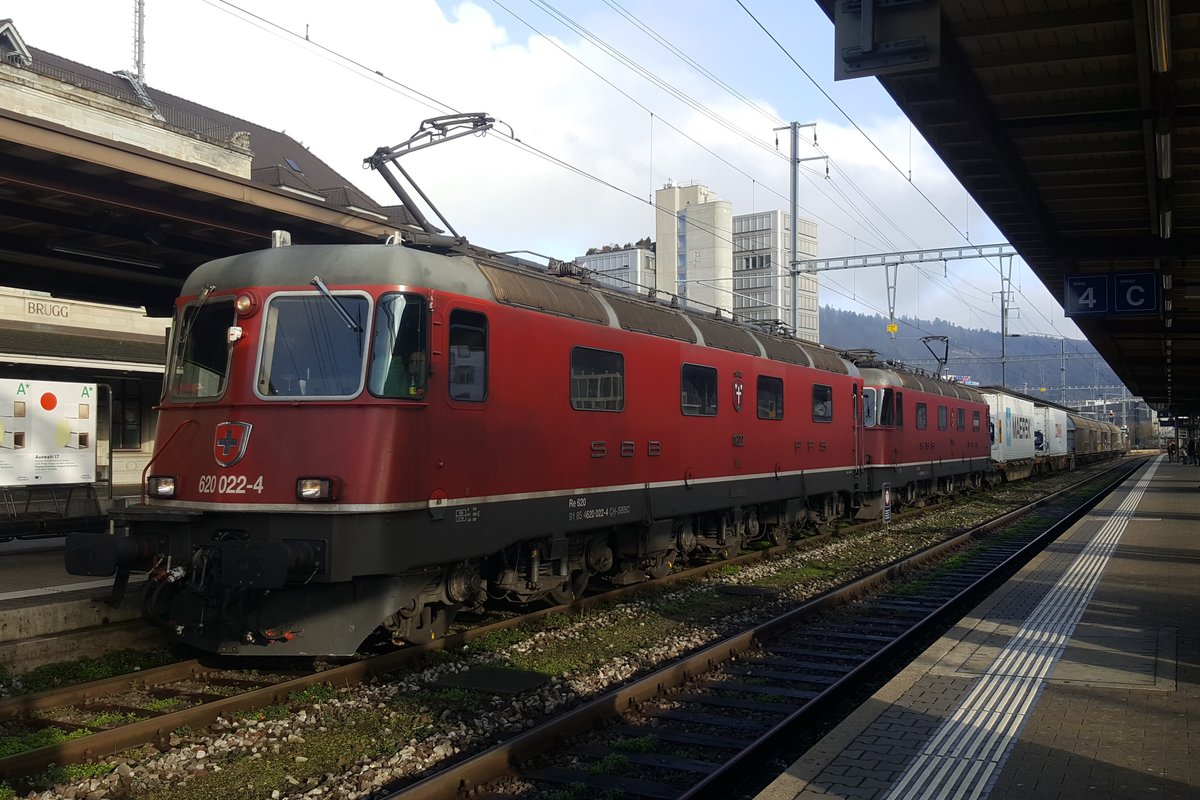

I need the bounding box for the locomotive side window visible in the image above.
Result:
[812,384,833,422]
[757,375,784,420]
[571,347,624,411]
[170,298,234,400]
[938,404,948,430]
[957,408,966,431]
[879,388,895,426]
[973,410,981,431]
[449,311,488,402]
[896,392,904,426]
[681,364,717,416]
[257,293,368,399]
[368,293,428,399]
[861,387,877,427]
[916,402,928,429]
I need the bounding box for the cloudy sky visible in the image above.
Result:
[7,0,1086,351]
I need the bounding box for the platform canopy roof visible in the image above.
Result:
[0,26,411,316]
[814,0,1199,420]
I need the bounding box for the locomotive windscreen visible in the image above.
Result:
[256,293,369,398]
[170,298,234,399]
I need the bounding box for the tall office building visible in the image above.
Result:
[654,182,733,313]
[732,210,820,341]
[578,182,821,342]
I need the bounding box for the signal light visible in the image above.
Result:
[146,476,177,498]
[296,477,336,501]
[234,293,258,316]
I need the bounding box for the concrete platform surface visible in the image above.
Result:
[757,456,1200,800]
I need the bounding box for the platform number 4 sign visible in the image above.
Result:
[1064,276,1109,316]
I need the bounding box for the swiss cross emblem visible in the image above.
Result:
[214,421,252,467]
[733,374,744,413]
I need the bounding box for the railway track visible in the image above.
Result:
[0,459,1140,793]
[380,457,1146,800]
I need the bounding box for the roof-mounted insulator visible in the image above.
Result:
[271,230,292,248]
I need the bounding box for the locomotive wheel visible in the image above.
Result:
[545,570,590,606]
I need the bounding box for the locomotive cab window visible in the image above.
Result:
[681,364,717,416]
[757,375,784,420]
[170,297,235,400]
[861,387,877,427]
[571,347,624,411]
[812,384,833,422]
[916,402,928,430]
[449,310,488,402]
[257,292,369,399]
[369,293,428,399]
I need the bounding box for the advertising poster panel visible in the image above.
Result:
[0,379,98,487]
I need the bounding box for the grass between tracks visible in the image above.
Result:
[0,649,178,697]
[1,465,1125,799]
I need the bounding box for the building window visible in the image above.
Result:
[757,375,784,420]
[681,364,718,416]
[812,384,833,422]
[571,347,624,411]
[449,310,487,402]
[110,380,142,450]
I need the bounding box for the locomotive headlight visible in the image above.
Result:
[296,477,336,501]
[146,475,177,498]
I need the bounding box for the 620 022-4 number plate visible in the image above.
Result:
[197,474,265,495]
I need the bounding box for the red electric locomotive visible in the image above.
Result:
[858,365,992,513]
[67,236,897,656]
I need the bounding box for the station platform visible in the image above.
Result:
[0,540,156,674]
[757,454,1198,800]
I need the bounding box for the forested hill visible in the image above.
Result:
[817,307,1124,405]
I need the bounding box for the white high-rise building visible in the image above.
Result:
[575,182,821,342]
[732,210,820,341]
[654,182,733,313]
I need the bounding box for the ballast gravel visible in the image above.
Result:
[21,469,1103,800]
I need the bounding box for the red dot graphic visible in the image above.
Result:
[40,392,57,411]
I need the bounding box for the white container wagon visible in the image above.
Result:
[980,388,1036,481]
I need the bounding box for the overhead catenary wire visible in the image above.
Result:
[735,1,1080,345]
[574,0,994,319]
[206,0,1035,343]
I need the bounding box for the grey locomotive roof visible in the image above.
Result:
[186,243,857,377]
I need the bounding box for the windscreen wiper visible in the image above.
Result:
[310,276,362,332]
